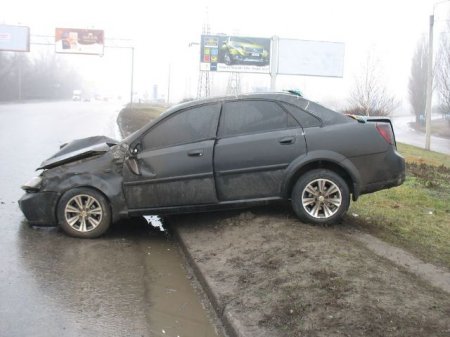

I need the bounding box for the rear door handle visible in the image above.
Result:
[278,136,295,145]
[187,150,203,157]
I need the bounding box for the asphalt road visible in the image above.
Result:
[0,101,220,337]
[391,114,450,155]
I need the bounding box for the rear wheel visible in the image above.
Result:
[291,169,350,224]
[57,188,111,238]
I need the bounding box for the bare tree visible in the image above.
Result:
[347,53,398,116]
[436,21,450,116]
[408,37,428,124]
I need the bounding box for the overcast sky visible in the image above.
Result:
[1,0,449,111]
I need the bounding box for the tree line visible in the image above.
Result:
[345,23,450,119]
[0,52,82,101]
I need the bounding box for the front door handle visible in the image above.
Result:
[187,150,203,157]
[279,136,295,145]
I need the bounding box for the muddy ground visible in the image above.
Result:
[170,205,450,337]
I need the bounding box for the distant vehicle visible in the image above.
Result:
[72,90,82,101]
[19,92,405,238]
[220,37,269,66]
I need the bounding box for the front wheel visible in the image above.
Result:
[57,188,111,238]
[291,169,350,225]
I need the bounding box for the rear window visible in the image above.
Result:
[303,101,350,125]
[281,103,321,128]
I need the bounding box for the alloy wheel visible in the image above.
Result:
[64,194,103,232]
[301,178,342,219]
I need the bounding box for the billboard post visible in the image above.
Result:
[270,36,279,91]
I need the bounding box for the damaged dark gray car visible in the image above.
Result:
[19,93,405,238]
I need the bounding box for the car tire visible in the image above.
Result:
[291,169,350,225]
[57,187,111,238]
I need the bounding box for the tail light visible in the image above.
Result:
[376,123,394,145]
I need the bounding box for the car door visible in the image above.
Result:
[214,99,307,201]
[123,103,221,209]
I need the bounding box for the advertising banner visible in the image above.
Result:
[200,35,271,73]
[0,24,30,52]
[278,39,345,78]
[55,28,104,55]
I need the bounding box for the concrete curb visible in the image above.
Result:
[349,231,450,294]
[170,224,240,337]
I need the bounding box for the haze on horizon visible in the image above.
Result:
[1,0,447,113]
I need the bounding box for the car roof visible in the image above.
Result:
[166,92,308,111]
[123,92,350,145]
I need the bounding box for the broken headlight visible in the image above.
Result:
[21,176,43,192]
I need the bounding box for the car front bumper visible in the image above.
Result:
[18,191,60,226]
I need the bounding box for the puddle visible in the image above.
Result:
[141,228,222,337]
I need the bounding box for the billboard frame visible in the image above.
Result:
[0,24,30,52]
[276,37,345,78]
[200,34,271,74]
[55,28,105,56]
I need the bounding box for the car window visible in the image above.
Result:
[219,100,288,137]
[281,103,322,128]
[142,103,220,150]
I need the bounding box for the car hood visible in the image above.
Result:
[38,136,119,170]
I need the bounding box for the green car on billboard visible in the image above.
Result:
[220,36,269,66]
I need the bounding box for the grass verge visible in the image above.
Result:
[348,142,450,268]
[409,119,450,139]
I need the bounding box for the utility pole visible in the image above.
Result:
[425,15,434,150]
[197,6,211,99]
[17,55,22,101]
[167,63,171,104]
[130,47,134,108]
[425,0,450,150]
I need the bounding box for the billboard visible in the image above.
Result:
[0,24,30,52]
[200,35,271,73]
[278,39,345,78]
[55,28,104,55]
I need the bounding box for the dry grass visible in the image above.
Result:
[348,143,450,268]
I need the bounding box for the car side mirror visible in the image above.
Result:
[130,142,142,156]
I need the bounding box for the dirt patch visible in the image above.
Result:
[171,206,450,337]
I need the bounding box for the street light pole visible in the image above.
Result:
[130,47,134,108]
[425,15,434,150]
[425,0,450,150]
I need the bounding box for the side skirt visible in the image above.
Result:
[126,197,284,216]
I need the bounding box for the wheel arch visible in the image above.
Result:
[282,151,362,201]
[53,174,125,224]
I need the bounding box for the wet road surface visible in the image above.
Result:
[391,114,450,155]
[0,101,220,337]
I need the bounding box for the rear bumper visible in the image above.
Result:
[18,191,59,226]
[359,149,406,195]
[361,172,405,194]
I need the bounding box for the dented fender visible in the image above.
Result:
[41,152,127,223]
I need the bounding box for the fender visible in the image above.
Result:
[281,150,362,200]
[44,171,126,223]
